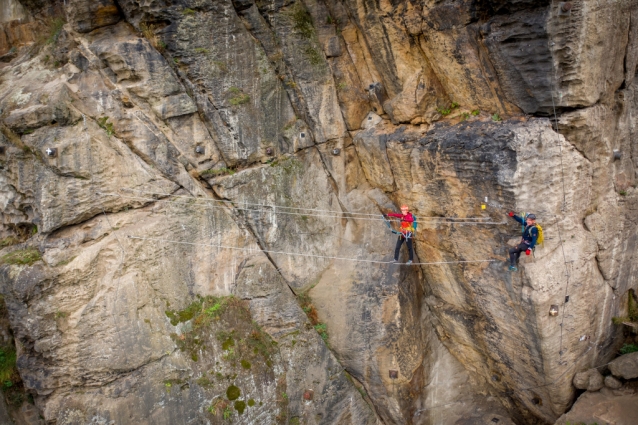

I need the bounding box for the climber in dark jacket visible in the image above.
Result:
[507,212,538,271]
[386,205,415,264]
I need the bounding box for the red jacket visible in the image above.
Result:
[388,212,415,235]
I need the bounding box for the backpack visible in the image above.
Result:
[534,224,544,246]
[521,213,543,247]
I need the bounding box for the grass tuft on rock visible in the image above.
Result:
[297,292,329,344]
[612,289,638,325]
[140,23,165,52]
[45,17,65,45]
[291,5,315,39]
[97,117,115,137]
[1,248,41,266]
[227,87,250,106]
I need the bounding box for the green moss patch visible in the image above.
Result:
[226,385,240,400]
[234,400,246,414]
[0,295,27,406]
[168,295,282,421]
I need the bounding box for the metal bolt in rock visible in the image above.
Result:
[549,305,559,316]
[195,146,205,154]
[45,148,57,157]
[332,148,341,156]
[561,2,572,12]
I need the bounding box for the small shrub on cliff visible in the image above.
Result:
[45,17,65,45]
[619,343,638,354]
[97,117,115,137]
[0,347,17,385]
[491,113,502,122]
[1,248,41,266]
[437,107,451,116]
[314,323,328,342]
[291,5,315,39]
[471,109,480,116]
[223,406,232,420]
[227,87,250,106]
[182,8,197,15]
[140,23,165,52]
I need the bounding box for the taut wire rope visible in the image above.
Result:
[126,235,497,266]
[548,40,575,359]
[105,190,506,225]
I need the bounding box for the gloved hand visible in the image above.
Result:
[508,211,515,217]
[525,249,531,256]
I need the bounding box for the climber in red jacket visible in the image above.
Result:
[385,205,415,264]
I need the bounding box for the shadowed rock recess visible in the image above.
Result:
[0,0,637,424]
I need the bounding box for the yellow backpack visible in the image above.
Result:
[520,212,544,247]
[534,224,544,246]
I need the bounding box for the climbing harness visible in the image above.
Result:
[383,214,416,238]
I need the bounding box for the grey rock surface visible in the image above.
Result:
[609,351,638,380]
[573,369,604,391]
[0,0,637,424]
[603,375,622,390]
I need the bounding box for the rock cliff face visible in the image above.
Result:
[1,0,637,424]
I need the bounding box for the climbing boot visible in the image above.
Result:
[393,259,399,263]
[406,260,413,265]
[508,265,518,272]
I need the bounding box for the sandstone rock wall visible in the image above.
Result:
[0,1,637,424]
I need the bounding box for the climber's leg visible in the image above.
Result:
[509,244,527,267]
[406,238,414,262]
[394,236,404,262]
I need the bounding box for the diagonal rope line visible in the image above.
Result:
[548,40,574,358]
[126,235,497,266]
